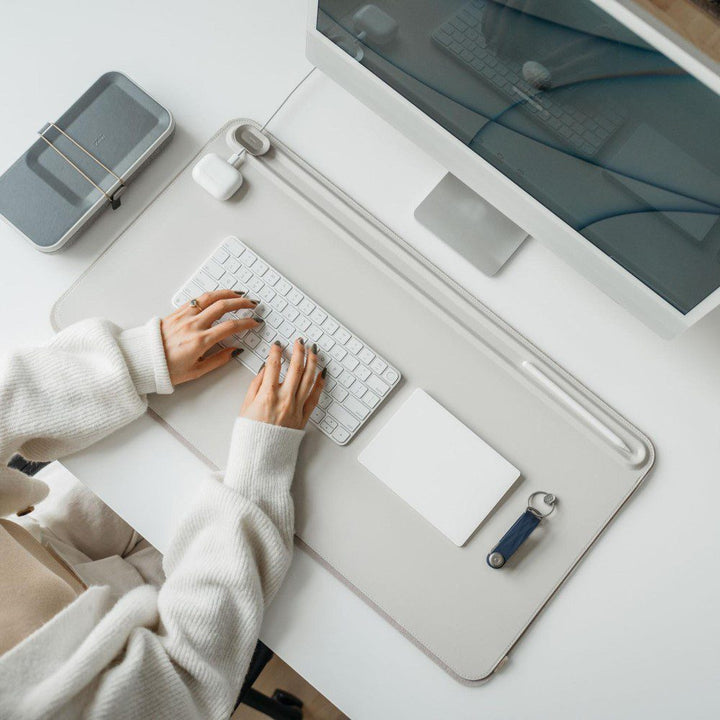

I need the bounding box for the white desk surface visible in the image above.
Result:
[2,1,719,718]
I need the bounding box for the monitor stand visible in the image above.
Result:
[414,173,528,276]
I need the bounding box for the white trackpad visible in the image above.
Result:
[358,389,520,546]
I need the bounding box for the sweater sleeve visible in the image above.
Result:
[0,317,172,517]
[79,418,304,720]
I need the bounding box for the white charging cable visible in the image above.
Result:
[260,66,316,134]
[193,66,317,199]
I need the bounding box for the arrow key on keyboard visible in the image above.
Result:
[332,426,350,444]
[320,416,338,435]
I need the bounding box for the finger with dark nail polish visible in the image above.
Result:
[311,343,318,354]
[321,367,327,378]
[231,348,244,357]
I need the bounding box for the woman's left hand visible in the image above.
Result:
[160,289,262,385]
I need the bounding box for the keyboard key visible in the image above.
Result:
[367,375,389,396]
[322,317,339,334]
[206,261,224,280]
[370,357,387,375]
[253,260,268,277]
[248,277,264,293]
[342,355,359,372]
[349,382,366,399]
[307,325,323,342]
[327,359,343,377]
[358,347,375,365]
[355,364,371,382]
[243,333,261,349]
[363,391,380,408]
[276,280,292,296]
[258,325,276,343]
[383,368,399,384]
[271,296,287,312]
[345,396,370,419]
[331,385,348,403]
[296,316,311,332]
[225,238,244,256]
[330,345,347,362]
[213,247,229,263]
[241,351,265,374]
[332,426,350,444]
[346,338,363,355]
[310,407,325,424]
[265,270,280,286]
[280,321,295,339]
[195,271,217,291]
[320,416,338,434]
[299,299,315,316]
[339,371,355,388]
[327,403,360,431]
[288,289,303,305]
[256,340,271,357]
[311,308,327,325]
[334,327,351,344]
[318,334,335,351]
[318,392,332,410]
[282,306,299,322]
[259,286,276,303]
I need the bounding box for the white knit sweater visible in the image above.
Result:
[0,317,304,719]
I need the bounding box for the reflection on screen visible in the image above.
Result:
[317,0,720,314]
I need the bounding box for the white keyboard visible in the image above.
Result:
[172,236,401,445]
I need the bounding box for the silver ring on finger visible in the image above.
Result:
[189,298,204,312]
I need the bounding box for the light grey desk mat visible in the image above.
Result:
[52,119,655,683]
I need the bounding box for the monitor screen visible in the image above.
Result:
[316,0,720,314]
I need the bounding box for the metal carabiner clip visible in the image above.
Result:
[487,492,557,569]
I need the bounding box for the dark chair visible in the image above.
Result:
[8,454,50,478]
[9,456,304,720]
[233,641,304,719]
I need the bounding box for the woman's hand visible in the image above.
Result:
[240,339,325,430]
[160,289,262,385]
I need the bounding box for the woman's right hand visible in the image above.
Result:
[240,339,325,430]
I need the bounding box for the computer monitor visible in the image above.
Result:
[306,0,720,337]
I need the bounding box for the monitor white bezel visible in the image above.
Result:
[305,0,720,337]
